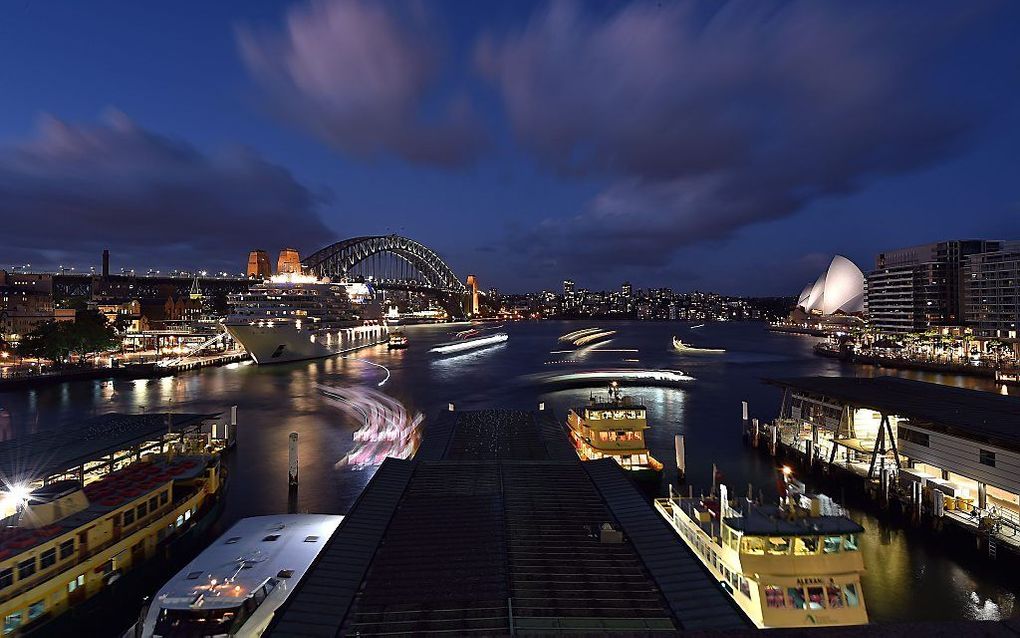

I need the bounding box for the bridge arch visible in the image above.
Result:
[302,235,466,295]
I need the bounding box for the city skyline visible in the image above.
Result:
[2,1,1019,295]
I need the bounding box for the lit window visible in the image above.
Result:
[18,557,36,580]
[4,613,21,634]
[764,585,786,608]
[843,583,860,607]
[787,587,806,609]
[0,569,11,590]
[27,600,44,621]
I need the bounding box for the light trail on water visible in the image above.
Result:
[318,384,422,470]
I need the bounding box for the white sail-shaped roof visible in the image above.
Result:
[821,255,865,315]
[796,255,865,315]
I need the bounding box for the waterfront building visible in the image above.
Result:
[763,376,1020,558]
[963,243,1020,347]
[267,408,748,635]
[0,272,63,343]
[865,240,1002,333]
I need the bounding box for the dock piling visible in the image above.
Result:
[674,434,686,482]
[288,432,299,488]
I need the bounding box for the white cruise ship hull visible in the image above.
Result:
[225,322,388,364]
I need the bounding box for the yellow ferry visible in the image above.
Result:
[0,412,228,635]
[654,469,868,628]
[566,383,663,484]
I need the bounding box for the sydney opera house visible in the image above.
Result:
[786,255,865,330]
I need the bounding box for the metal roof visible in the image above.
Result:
[767,376,1020,451]
[0,412,216,481]
[268,408,748,636]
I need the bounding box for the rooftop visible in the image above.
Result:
[269,409,747,636]
[766,376,1020,451]
[725,505,864,537]
[0,412,216,482]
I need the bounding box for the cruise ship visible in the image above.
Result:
[224,268,388,365]
[133,515,342,637]
[566,383,663,484]
[654,470,868,628]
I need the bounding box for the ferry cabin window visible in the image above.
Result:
[0,568,11,590]
[787,587,807,609]
[4,612,21,634]
[124,509,135,526]
[806,586,825,609]
[980,450,996,467]
[823,536,842,553]
[155,608,241,636]
[160,491,168,505]
[740,537,766,555]
[767,537,791,555]
[67,575,84,593]
[149,496,159,511]
[793,536,819,555]
[27,600,44,621]
[843,534,859,551]
[59,539,74,559]
[40,548,56,569]
[18,557,36,580]
[765,585,786,608]
[137,502,148,518]
[844,583,860,607]
[827,584,844,608]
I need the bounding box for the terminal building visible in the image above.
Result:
[763,376,1020,557]
[268,408,748,636]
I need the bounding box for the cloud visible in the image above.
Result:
[238,0,486,167]
[0,111,334,271]
[479,0,1004,271]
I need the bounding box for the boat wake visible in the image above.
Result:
[318,384,422,470]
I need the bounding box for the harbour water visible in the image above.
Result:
[0,321,1016,625]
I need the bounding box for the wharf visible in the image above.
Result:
[743,376,1020,561]
[269,408,749,636]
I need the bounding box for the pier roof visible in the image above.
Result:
[0,412,216,481]
[767,376,1020,451]
[269,409,748,636]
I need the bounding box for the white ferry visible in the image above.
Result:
[654,471,868,628]
[134,514,342,637]
[224,267,387,364]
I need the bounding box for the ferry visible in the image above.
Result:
[566,383,664,484]
[386,332,408,349]
[0,420,227,636]
[673,336,725,353]
[429,331,508,354]
[654,469,868,628]
[132,515,343,637]
[558,327,616,347]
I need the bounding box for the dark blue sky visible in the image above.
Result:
[1,0,1018,294]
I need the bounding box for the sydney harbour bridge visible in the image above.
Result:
[302,235,482,315]
[50,234,483,316]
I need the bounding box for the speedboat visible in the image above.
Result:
[673,336,725,353]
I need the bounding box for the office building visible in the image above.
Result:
[865,240,1002,333]
[964,242,1020,342]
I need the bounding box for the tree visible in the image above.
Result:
[15,310,119,366]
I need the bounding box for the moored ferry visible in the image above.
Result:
[566,383,664,484]
[0,412,228,636]
[133,514,342,637]
[654,471,868,628]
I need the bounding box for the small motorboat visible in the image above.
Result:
[387,333,409,349]
[673,336,725,353]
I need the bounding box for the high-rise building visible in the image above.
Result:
[865,240,1002,333]
[247,249,272,279]
[622,282,632,297]
[963,242,1020,342]
[563,280,575,296]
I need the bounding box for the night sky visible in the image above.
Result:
[1,0,1019,294]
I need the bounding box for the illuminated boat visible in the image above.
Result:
[654,469,868,628]
[566,383,664,485]
[387,332,408,349]
[673,336,725,353]
[429,332,508,354]
[135,515,343,637]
